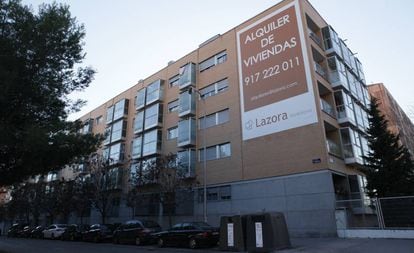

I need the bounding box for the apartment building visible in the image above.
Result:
[368,83,414,156]
[77,0,371,236]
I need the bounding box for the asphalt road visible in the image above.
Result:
[1,236,414,253]
[0,237,220,253]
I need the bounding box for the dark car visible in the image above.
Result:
[7,224,27,237]
[155,222,219,249]
[30,226,45,239]
[82,224,115,243]
[20,226,35,238]
[61,224,90,241]
[113,220,161,245]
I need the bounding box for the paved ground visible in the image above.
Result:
[279,237,414,253]
[0,236,413,253]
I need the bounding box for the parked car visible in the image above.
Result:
[82,224,115,243]
[155,222,219,249]
[61,224,90,241]
[113,220,162,245]
[7,224,27,237]
[42,224,68,239]
[30,226,45,239]
[20,226,35,238]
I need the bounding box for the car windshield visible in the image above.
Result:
[142,220,160,228]
[57,224,68,228]
[191,222,212,229]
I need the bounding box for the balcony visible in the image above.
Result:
[322,26,342,58]
[327,56,349,89]
[326,139,342,157]
[177,118,196,147]
[178,62,196,89]
[177,149,196,178]
[178,90,196,117]
[314,62,327,79]
[320,98,336,118]
[309,30,323,49]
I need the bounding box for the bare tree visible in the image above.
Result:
[85,154,121,224]
[129,154,197,227]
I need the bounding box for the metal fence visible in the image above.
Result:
[336,195,414,229]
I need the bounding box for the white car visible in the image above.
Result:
[42,224,68,239]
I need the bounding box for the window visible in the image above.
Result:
[144,103,162,130]
[106,105,114,124]
[96,116,103,125]
[199,51,227,72]
[133,111,144,134]
[113,99,129,121]
[168,100,179,113]
[131,136,142,159]
[178,118,196,147]
[169,75,179,87]
[178,63,196,89]
[136,88,146,110]
[142,129,161,156]
[146,80,163,105]
[199,78,228,99]
[109,143,125,164]
[167,126,178,140]
[199,142,231,161]
[198,185,231,202]
[110,120,126,142]
[199,109,229,129]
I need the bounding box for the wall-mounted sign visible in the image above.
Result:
[237,0,318,140]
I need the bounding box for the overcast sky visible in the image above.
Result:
[23,0,414,121]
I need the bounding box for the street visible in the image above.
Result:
[0,237,220,253]
[1,236,414,253]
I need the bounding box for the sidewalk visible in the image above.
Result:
[277,237,414,253]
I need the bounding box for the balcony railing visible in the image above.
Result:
[320,98,336,118]
[326,139,342,157]
[309,30,323,49]
[314,62,327,79]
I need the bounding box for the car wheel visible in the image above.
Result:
[113,236,120,244]
[135,237,142,246]
[189,238,197,249]
[157,238,164,248]
[93,235,99,243]
[51,233,55,240]
[70,234,75,241]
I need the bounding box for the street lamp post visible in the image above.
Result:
[189,87,207,223]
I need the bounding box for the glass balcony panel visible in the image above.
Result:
[146,80,163,105]
[131,136,142,159]
[113,99,129,121]
[136,88,146,110]
[134,111,144,134]
[177,118,196,147]
[320,98,336,118]
[179,90,196,117]
[326,139,342,157]
[314,62,327,79]
[106,106,114,124]
[178,63,196,89]
[177,149,195,178]
[144,103,162,130]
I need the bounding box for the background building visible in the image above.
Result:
[368,83,414,156]
[72,0,373,237]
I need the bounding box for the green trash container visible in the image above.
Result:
[219,215,247,251]
[245,212,290,252]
